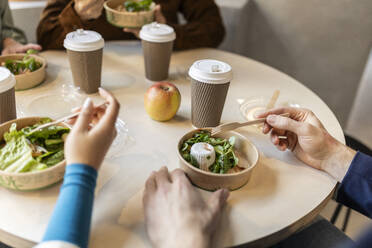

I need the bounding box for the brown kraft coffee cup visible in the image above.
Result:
[191,79,230,128]
[188,60,233,128]
[64,29,105,94]
[142,40,173,81]
[0,68,16,124]
[67,49,103,94]
[140,22,176,82]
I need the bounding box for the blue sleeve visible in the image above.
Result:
[42,163,97,248]
[336,152,372,218]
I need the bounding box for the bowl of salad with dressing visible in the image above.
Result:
[177,128,259,191]
[0,117,70,191]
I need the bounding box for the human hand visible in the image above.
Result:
[257,107,356,181]
[143,167,229,248]
[74,0,105,21]
[2,38,41,55]
[123,5,166,38]
[65,88,120,170]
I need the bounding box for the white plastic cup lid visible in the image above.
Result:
[64,29,105,52]
[0,67,16,93]
[139,22,176,43]
[188,59,233,84]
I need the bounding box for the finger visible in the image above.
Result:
[73,98,94,132]
[65,117,77,125]
[270,132,280,146]
[208,189,229,216]
[71,106,81,113]
[278,139,289,151]
[1,49,10,56]
[266,115,303,134]
[17,44,42,53]
[262,123,271,134]
[287,132,298,151]
[256,107,304,120]
[123,28,140,37]
[272,128,286,136]
[98,88,120,125]
[170,169,190,186]
[143,172,157,205]
[145,171,157,194]
[93,88,120,132]
[155,166,171,187]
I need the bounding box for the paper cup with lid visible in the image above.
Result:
[188,59,233,128]
[64,29,105,94]
[0,67,16,124]
[139,22,176,82]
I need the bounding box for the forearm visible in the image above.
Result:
[37,1,85,50]
[41,163,97,248]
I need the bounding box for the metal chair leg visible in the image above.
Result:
[331,203,343,224]
[342,208,352,232]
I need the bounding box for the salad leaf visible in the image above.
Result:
[124,0,153,12]
[40,150,65,167]
[0,124,34,171]
[0,121,69,173]
[2,53,42,75]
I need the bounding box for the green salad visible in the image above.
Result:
[180,131,239,174]
[1,50,42,75]
[0,119,70,173]
[118,0,153,12]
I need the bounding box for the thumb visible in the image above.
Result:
[208,189,229,216]
[74,98,93,132]
[266,115,302,134]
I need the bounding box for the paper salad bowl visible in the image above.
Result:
[0,117,67,191]
[177,128,259,191]
[104,0,155,28]
[0,54,46,91]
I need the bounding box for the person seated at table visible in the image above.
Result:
[36,0,225,51]
[141,107,372,248]
[0,1,41,55]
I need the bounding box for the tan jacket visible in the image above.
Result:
[37,0,225,50]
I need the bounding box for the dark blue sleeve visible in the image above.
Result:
[336,152,372,218]
[42,163,97,248]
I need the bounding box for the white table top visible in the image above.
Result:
[0,41,344,248]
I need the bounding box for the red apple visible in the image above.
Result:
[144,82,181,121]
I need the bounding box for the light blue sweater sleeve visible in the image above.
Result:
[42,163,97,248]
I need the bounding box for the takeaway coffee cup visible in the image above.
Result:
[188,59,233,128]
[64,29,105,94]
[0,67,16,124]
[139,22,176,82]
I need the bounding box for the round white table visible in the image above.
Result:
[0,41,343,248]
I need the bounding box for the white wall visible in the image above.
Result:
[9,1,46,43]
